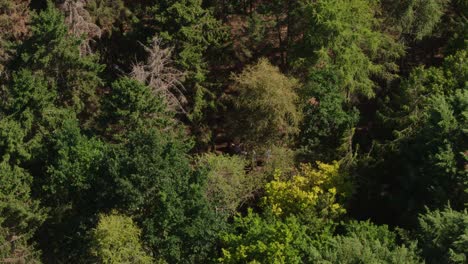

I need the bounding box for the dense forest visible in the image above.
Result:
[0,0,466,263]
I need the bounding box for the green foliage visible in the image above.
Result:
[228,58,301,148]
[232,11,271,63]
[317,221,422,263]
[299,69,359,162]
[295,0,403,98]
[33,109,107,262]
[0,116,33,163]
[263,162,350,223]
[261,145,297,179]
[138,0,225,125]
[90,212,153,264]
[219,210,317,264]
[197,153,253,215]
[101,77,172,140]
[219,212,421,264]
[0,1,465,262]
[42,112,105,206]
[87,0,127,35]
[100,126,224,263]
[4,69,55,115]
[445,0,468,53]
[16,1,104,115]
[99,74,222,263]
[382,0,449,40]
[382,0,466,53]
[416,207,468,264]
[0,162,44,263]
[144,0,224,83]
[377,50,467,219]
[0,162,44,234]
[0,70,54,163]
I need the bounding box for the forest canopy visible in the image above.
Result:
[0,0,466,263]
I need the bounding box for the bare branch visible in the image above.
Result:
[131,37,187,113]
[60,0,101,56]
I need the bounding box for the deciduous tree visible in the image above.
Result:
[90,212,153,264]
[228,58,301,148]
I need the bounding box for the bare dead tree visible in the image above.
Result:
[60,0,101,55]
[131,37,187,113]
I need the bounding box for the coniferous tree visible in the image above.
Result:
[352,50,467,226]
[0,1,465,263]
[15,2,104,118]
[132,0,225,121]
[299,69,359,162]
[0,163,44,263]
[98,77,224,263]
[294,0,403,99]
[416,207,468,263]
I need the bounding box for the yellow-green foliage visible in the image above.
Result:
[263,161,350,219]
[90,212,153,264]
[198,153,254,215]
[218,209,313,264]
[229,58,301,147]
[262,145,296,179]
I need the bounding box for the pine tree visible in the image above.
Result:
[416,207,468,263]
[15,2,104,117]
[295,0,403,99]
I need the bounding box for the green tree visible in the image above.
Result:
[0,70,55,165]
[227,58,301,148]
[444,0,468,53]
[99,78,223,263]
[0,162,44,263]
[86,0,127,36]
[318,221,422,263]
[41,112,106,208]
[263,161,351,227]
[416,207,468,264]
[294,0,403,99]
[396,51,466,212]
[0,163,43,233]
[100,77,172,140]
[219,214,421,264]
[197,153,254,215]
[353,50,467,227]
[131,0,225,124]
[15,1,104,117]
[0,72,46,260]
[255,0,305,68]
[90,212,153,264]
[299,69,359,162]
[260,145,297,179]
[381,0,449,41]
[381,0,466,53]
[219,210,317,264]
[142,0,223,84]
[99,126,224,263]
[34,109,107,262]
[219,161,354,263]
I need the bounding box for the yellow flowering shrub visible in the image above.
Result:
[263,161,350,219]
